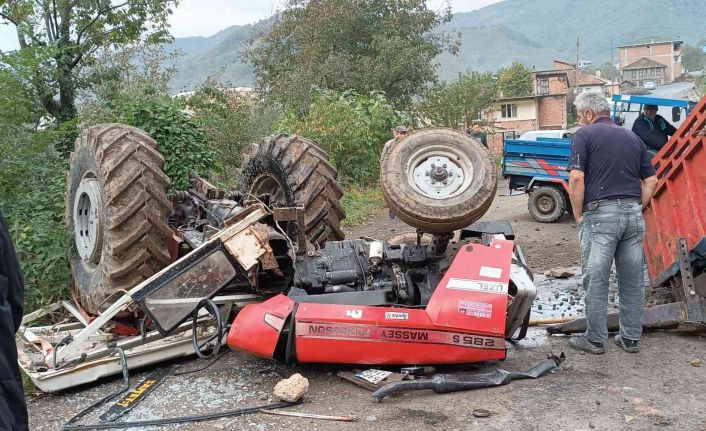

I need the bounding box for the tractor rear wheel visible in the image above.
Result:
[380,128,496,233]
[66,124,172,314]
[237,135,346,246]
[528,186,566,223]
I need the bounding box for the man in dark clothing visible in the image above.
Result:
[566,92,658,355]
[0,212,29,431]
[631,104,678,157]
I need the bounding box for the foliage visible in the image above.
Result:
[184,82,282,188]
[682,44,706,72]
[597,61,619,81]
[497,62,533,98]
[247,0,457,112]
[278,89,411,185]
[340,185,385,227]
[417,71,496,129]
[0,0,176,125]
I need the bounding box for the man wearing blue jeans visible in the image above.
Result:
[567,92,659,354]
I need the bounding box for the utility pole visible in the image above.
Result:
[610,39,614,81]
[575,35,580,95]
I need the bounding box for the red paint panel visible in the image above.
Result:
[644,96,706,279]
[227,294,294,359]
[426,239,513,338]
[293,304,505,364]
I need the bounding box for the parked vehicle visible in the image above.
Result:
[502,137,571,223]
[517,129,574,141]
[643,81,656,90]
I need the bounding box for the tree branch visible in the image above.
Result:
[75,1,129,45]
[0,11,46,47]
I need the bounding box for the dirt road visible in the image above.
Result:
[26,179,706,430]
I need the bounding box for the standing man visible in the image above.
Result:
[567,92,658,355]
[469,124,488,148]
[631,104,677,157]
[380,125,408,162]
[0,212,29,430]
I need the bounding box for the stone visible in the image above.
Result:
[535,227,541,231]
[366,415,377,422]
[273,373,309,402]
[691,358,701,367]
[547,268,575,278]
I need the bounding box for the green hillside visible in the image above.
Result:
[167,0,706,91]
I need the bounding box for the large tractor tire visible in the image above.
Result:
[66,124,172,314]
[528,186,566,223]
[237,134,345,246]
[380,129,496,233]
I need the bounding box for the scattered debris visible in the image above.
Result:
[691,358,701,367]
[259,409,357,422]
[365,415,377,422]
[371,353,565,402]
[355,369,393,384]
[472,408,492,418]
[624,415,635,423]
[273,373,309,402]
[337,370,405,391]
[545,268,575,278]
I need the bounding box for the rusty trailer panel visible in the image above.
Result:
[643,95,706,282]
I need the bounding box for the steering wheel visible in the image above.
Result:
[191,298,224,359]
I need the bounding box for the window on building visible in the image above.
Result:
[501,104,518,119]
[656,69,661,77]
[632,70,636,78]
[639,70,644,77]
[538,78,549,95]
[650,69,655,76]
[503,131,516,140]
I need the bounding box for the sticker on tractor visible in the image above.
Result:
[384,311,409,320]
[446,277,507,294]
[479,266,503,279]
[458,300,493,319]
[296,321,504,350]
[345,309,363,319]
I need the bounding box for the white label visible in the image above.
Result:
[384,311,409,320]
[345,310,363,319]
[479,266,503,279]
[458,300,493,319]
[355,369,392,384]
[446,277,507,294]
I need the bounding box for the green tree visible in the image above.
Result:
[185,82,282,188]
[0,0,176,124]
[248,0,457,112]
[598,61,619,81]
[682,44,705,72]
[418,71,496,129]
[278,89,411,184]
[497,61,533,97]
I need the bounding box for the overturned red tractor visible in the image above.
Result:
[20,125,536,391]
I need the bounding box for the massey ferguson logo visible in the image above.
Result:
[384,311,409,320]
[345,309,363,319]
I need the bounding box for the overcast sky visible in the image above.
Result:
[0,0,503,51]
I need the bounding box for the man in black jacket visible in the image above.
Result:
[0,212,29,431]
[631,104,678,157]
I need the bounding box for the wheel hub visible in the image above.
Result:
[73,175,104,263]
[411,155,466,199]
[537,196,556,214]
[250,174,287,206]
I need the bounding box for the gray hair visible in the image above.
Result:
[574,92,610,115]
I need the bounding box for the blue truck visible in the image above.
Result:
[502,137,572,223]
[502,94,697,223]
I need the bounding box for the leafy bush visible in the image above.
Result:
[185,83,283,188]
[83,88,214,192]
[0,127,72,311]
[278,89,411,185]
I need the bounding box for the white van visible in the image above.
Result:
[517,130,573,141]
